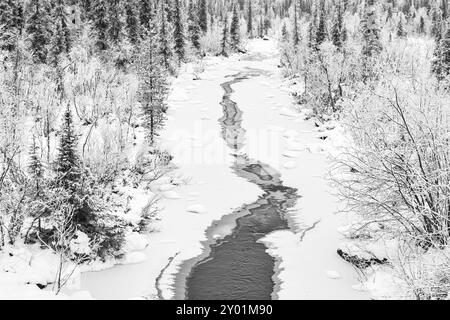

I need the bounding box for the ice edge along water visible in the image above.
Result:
[79,39,369,300]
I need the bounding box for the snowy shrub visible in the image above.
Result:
[337,71,450,249]
[200,21,223,55]
[131,146,172,186]
[392,244,450,299]
[296,42,360,119]
[84,211,127,260]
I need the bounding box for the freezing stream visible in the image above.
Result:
[180,70,300,300]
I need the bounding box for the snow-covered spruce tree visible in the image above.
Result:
[220,15,229,57]
[419,15,425,35]
[230,4,240,51]
[431,3,443,39]
[282,22,289,43]
[140,0,153,31]
[125,0,141,45]
[188,0,201,53]
[315,0,327,48]
[107,0,125,45]
[293,0,300,47]
[361,0,382,57]
[257,16,264,38]
[54,106,82,195]
[397,14,407,38]
[0,0,25,52]
[442,0,448,20]
[49,0,72,67]
[26,0,52,64]
[307,11,317,49]
[360,0,382,81]
[262,1,271,36]
[199,0,208,33]
[158,0,175,72]
[331,1,345,50]
[247,0,253,38]
[173,0,185,64]
[432,26,450,81]
[137,19,169,145]
[28,135,44,195]
[165,0,175,24]
[91,0,109,50]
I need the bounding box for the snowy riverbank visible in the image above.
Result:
[77,38,370,300]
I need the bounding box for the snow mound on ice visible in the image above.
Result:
[325,270,341,279]
[283,129,298,139]
[186,204,207,214]
[159,184,175,192]
[163,191,181,200]
[283,161,297,169]
[279,108,297,117]
[122,233,149,252]
[282,151,301,158]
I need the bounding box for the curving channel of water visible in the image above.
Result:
[179,69,300,300]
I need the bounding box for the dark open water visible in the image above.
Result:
[185,70,299,300]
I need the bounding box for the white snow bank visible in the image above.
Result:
[122,232,150,253]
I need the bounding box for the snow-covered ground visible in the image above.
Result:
[76,39,370,300]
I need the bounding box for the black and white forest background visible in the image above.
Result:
[0,0,449,303]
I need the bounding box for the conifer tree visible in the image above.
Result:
[258,16,264,38]
[247,0,253,38]
[173,0,185,63]
[199,0,208,33]
[158,0,175,72]
[361,0,382,57]
[108,0,124,44]
[49,0,72,66]
[230,4,240,51]
[54,106,81,193]
[140,0,153,30]
[442,0,448,21]
[188,0,201,52]
[26,0,52,63]
[29,135,44,194]
[293,0,300,46]
[125,0,141,45]
[165,0,175,24]
[315,0,327,47]
[432,26,450,81]
[91,0,109,50]
[282,22,289,43]
[397,14,407,38]
[307,18,316,49]
[54,106,95,226]
[331,2,345,49]
[431,3,443,39]
[221,15,229,56]
[386,5,393,23]
[78,0,91,20]
[0,0,24,51]
[419,15,425,35]
[137,16,169,145]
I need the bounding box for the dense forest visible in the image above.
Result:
[1,0,450,299]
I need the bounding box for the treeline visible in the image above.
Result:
[279,0,450,299]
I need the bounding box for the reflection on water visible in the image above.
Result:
[185,69,299,300]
